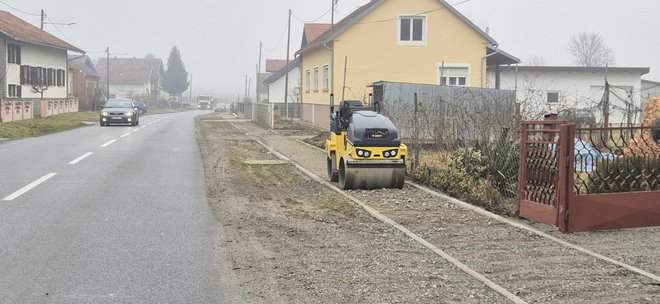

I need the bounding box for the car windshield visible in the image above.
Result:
[105,100,133,108]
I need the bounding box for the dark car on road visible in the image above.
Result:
[135,102,148,114]
[100,99,140,126]
[214,103,228,113]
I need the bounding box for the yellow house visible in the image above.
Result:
[296,0,518,126]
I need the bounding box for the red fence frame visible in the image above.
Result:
[518,122,660,233]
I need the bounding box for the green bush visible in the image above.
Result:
[474,140,519,198]
[586,156,660,193]
[411,147,513,215]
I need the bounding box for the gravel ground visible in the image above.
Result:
[198,114,660,303]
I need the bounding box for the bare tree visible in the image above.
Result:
[568,32,615,67]
[31,78,50,99]
[524,56,546,66]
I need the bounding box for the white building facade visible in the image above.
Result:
[5,42,70,99]
[264,59,301,104]
[487,66,650,125]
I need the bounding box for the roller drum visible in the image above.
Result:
[339,158,405,190]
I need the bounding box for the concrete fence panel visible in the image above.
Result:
[1,99,35,123]
[253,103,274,129]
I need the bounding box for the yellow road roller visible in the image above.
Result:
[326,95,407,189]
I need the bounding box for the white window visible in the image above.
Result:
[8,84,21,98]
[399,16,426,44]
[439,66,469,87]
[7,44,21,64]
[305,69,310,92]
[547,92,559,103]
[322,65,329,91]
[313,67,319,92]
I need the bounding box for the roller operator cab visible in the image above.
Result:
[326,97,407,190]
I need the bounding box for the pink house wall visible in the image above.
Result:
[302,104,330,130]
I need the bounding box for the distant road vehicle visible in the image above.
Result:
[100,99,140,126]
[135,102,148,114]
[198,95,212,110]
[214,103,228,113]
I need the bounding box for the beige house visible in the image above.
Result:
[296,0,518,126]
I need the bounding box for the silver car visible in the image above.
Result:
[100,99,140,126]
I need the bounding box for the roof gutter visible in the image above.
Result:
[323,40,334,97]
[481,43,499,88]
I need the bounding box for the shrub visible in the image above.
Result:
[411,147,514,215]
[586,156,660,193]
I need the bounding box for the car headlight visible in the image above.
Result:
[125,112,134,116]
[101,111,109,116]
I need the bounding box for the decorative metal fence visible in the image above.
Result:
[518,121,660,232]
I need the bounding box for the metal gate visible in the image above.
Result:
[517,120,570,231]
[518,120,660,232]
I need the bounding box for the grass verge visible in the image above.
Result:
[0,112,98,139]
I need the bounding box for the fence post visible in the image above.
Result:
[413,92,420,171]
[517,122,529,215]
[556,123,572,233]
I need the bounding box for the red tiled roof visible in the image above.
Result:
[266,59,288,73]
[96,57,162,85]
[303,23,331,44]
[0,10,83,53]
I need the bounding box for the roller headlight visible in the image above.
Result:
[384,151,390,157]
[101,111,109,116]
[356,149,371,158]
[391,150,397,156]
[125,112,134,117]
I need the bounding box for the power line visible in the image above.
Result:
[0,0,40,16]
[44,13,76,46]
[292,6,333,23]
[263,20,289,52]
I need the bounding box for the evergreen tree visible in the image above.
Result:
[162,46,189,97]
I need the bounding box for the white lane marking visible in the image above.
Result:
[101,139,117,147]
[255,139,526,303]
[120,133,131,138]
[68,152,93,165]
[3,173,57,201]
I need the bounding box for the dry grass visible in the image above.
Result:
[0,112,98,138]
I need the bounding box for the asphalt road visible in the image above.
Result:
[0,111,241,303]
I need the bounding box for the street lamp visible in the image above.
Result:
[40,10,76,30]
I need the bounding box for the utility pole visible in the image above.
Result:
[256,42,262,103]
[603,65,610,128]
[105,47,110,101]
[331,0,337,27]
[40,9,45,30]
[284,9,292,119]
[189,74,193,106]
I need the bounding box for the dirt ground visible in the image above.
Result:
[197,114,660,303]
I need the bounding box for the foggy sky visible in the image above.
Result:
[7,0,660,96]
